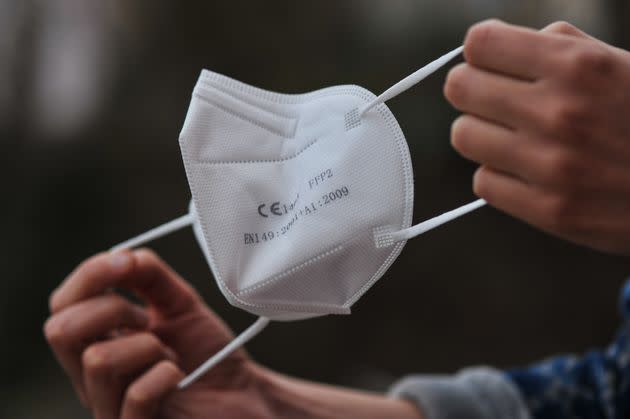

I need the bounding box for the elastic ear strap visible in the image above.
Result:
[359,45,464,117]
[110,213,195,252]
[391,198,486,242]
[177,317,271,390]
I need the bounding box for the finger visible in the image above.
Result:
[51,249,201,318]
[542,21,592,39]
[445,63,536,130]
[473,166,559,232]
[455,119,630,199]
[129,249,201,317]
[472,165,612,243]
[50,251,135,314]
[476,166,630,253]
[464,19,572,80]
[44,294,149,405]
[451,115,549,183]
[82,333,177,419]
[121,361,184,419]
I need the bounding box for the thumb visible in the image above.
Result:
[50,249,203,317]
[125,249,202,318]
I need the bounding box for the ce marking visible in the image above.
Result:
[258,202,283,218]
[257,194,299,218]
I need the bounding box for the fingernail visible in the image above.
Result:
[110,251,132,271]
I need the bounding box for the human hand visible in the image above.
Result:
[445,20,630,255]
[45,250,422,419]
[44,249,280,419]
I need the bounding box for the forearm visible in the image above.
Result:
[256,366,423,419]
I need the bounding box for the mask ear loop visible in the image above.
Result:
[113,47,475,388]
[358,46,487,240]
[358,45,463,117]
[110,214,271,390]
[110,213,196,252]
[177,316,270,389]
[391,198,486,241]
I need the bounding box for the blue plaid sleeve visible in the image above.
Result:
[506,279,630,419]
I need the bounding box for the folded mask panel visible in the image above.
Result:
[180,71,414,320]
[111,46,486,388]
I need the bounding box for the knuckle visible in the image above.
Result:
[134,248,159,264]
[544,149,586,188]
[450,116,473,151]
[472,167,492,199]
[140,331,161,347]
[82,345,111,375]
[77,252,109,275]
[126,384,150,409]
[545,99,590,140]
[158,360,183,380]
[158,360,180,376]
[135,332,163,355]
[444,64,469,105]
[466,19,503,53]
[133,248,166,277]
[48,291,61,313]
[546,21,578,35]
[576,47,613,73]
[564,45,614,79]
[43,317,66,345]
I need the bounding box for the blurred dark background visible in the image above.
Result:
[1,1,629,417]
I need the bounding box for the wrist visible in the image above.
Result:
[251,364,423,419]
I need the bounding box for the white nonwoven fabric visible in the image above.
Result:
[181,70,414,321]
[111,46,486,389]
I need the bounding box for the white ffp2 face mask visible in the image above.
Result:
[112,46,485,389]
